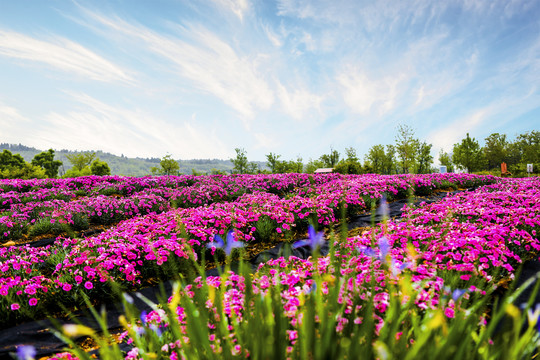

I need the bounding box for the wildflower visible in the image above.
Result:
[84,281,93,290]
[451,288,468,301]
[525,303,540,332]
[358,236,390,261]
[11,303,20,311]
[206,231,244,256]
[292,225,325,251]
[28,298,38,306]
[377,194,390,219]
[16,345,36,360]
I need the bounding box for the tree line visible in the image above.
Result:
[1,128,537,179]
[0,149,111,179]
[230,127,539,176]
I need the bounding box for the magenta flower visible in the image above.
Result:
[84,281,93,290]
[62,283,72,291]
[28,298,38,306]
[11,303,20,311]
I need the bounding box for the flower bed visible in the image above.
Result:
[0,173,499,331]
[101,177,540,359]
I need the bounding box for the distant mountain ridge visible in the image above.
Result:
[0,143,267,176]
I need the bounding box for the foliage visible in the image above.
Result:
[452,133,485,173]
[231,148,249,174]
[231,148,260,174]
[395,124,419,174]
[515,130,540,164]
[266,153,304,173]
[416,141,433,174]
[90,158,111,176]
[62,166,92,178]
[319,147,340,168]
[151,155,180,176]
[0,149,26,171]
[334,147,362,174]
[66,152,96,171]
[304,159,325,173]
[483,133,508,170]
[31,149,63,178]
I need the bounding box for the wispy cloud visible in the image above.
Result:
[427,107,493,152]
[0,30,133,84]
[276,80,323,120]
[210,0,250,21]
[78,9,274,122]
[337,67,405,116]
[40,93,229,159]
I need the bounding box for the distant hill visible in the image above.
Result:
[0,143,267,176]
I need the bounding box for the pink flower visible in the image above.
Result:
[444,307,455,318]
[11,303,20,311]
[84,281,93,290]
[29,298,38,306]
[62,283,72,291]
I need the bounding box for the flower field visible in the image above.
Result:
[2,173,540,359]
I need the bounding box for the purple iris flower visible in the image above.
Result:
[16,345,36,360]
[377,194,390,219]
[451,288,467,301]
[358,236,390,260]
[207,230,244,255]
[292,225,325,251]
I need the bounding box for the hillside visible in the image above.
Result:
[0,143,266,176]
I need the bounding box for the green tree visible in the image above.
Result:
[66,152,96,171]
[1,162,46,179]
[382,145,396,175]
[319,147,340,168]
[483,133,508,170]
[452,133,485,173]
[438,150,454,173]
[266,153,282,173]
[395,124,419,174]
[416,142,433,174]
[31,149,63,178]
[304,158,325,173]
[152,155,180,175]
[0,149,26,171]
[63,166,92,178]
[333,147,362,174]
[91,158,111,176]
[231,148,250,174]
[515,130,540,164]
[365,145,386,174]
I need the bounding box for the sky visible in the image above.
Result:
[0,0,539,163]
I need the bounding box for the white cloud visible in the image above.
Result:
[253,133,277,149]
[427,108,491,152]
[337,67,404,116]
[79,10,274,121]
[0,29,133,84]
[262,23,282,47]
[276,81,323,121]
[210,0,250,21]
[39,93,229,159]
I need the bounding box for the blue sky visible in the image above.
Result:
[0,0,539,163]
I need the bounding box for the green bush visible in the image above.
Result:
[28,217,74,238]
